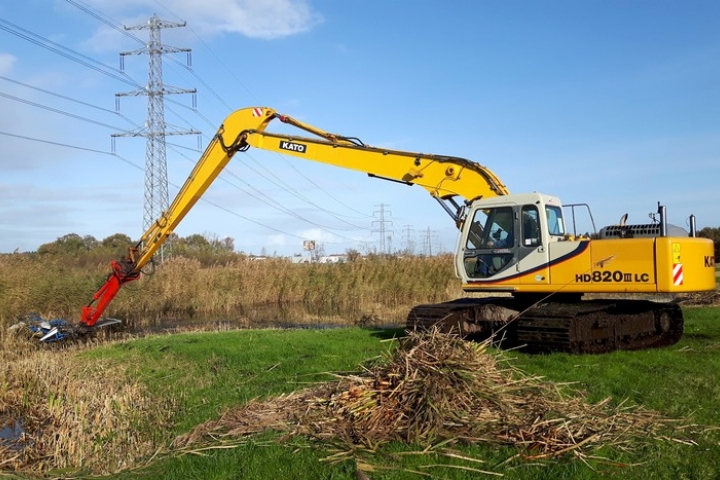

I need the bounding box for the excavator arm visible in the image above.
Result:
[80,106,508,327]
[260,112,509,204]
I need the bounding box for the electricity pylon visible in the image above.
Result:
[112,14,200,258]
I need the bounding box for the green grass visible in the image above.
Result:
[69,308,720,479]
[82,328,397,435]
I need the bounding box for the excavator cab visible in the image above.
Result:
[457,192,563,287]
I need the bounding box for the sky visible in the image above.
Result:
[0,0,719,257]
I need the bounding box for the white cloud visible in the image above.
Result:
[194,0,323,39]
[83,0,323,41]
[0,53,16,74]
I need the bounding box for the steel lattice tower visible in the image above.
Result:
[113,14,200,239]
[372,204,393,254]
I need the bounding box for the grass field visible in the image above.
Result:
[2,248,717,478]
[3,306,704,479]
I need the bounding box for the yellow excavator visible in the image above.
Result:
[75,106,716,353]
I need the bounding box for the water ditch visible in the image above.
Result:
[118,302,403,335]
[0,415,26,451]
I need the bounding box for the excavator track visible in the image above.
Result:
[406,297,683,354]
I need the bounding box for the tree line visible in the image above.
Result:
[27,227,720,267]
[35,232,241,267]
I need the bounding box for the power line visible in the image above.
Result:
[0,129,117,156]
[67,0,371,227]
[239,152,368,230]
[0,129,148,178]
[0,127,319,244]
[0,125,349,246]
[0,75,138,127]
[65,0,211,141]
[252,150,374,219]
[166,55,234,113]
[166,144,364,242]
[0,18,139,87]
[165,97,216,129]
[0,90,130,132]
[151,0,259,106]
[1,6,368,251]
[65,0,145,46]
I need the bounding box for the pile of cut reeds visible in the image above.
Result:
[178,330,680,465]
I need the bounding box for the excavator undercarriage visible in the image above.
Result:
[406,296,684,354]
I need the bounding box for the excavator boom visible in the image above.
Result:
[80,107,509,327]
[265,113,510,202]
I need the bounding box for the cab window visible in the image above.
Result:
[545,205,565,237]
[464,206,515,278]
[465,206,514,249]
[521,206,541,246]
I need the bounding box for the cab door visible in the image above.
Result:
[457,205,517,281]
[517,204,550,285]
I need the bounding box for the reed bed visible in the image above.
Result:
[0,252,457,474]
[0,333,174,474]
[0,253,461,329]
[177,330,678,472]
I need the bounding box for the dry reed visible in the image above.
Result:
[0,333,174,474]
[0,253,461,329]
[178,330,680,470]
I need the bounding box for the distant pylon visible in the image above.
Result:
[423,227,438,256]
[112,14,200,257]
[372,204,393,254]
[402,224,415,254]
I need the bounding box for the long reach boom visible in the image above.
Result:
[80,107,509,327]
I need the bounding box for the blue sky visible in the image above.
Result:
[1,0,718,256]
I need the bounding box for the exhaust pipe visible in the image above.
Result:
[658,202,667,237]
[689,214,697,237]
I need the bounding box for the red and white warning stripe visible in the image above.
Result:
[252,108,263,117]
[672,263,684,286]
